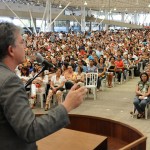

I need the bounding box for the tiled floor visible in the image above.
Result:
[34,77,150,150]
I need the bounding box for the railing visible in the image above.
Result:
[120,136,147,150]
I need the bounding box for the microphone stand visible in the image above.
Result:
[25,65,46,90]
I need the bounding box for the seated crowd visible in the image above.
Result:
[15,29,150,111]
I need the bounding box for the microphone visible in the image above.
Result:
[36,53,56,69]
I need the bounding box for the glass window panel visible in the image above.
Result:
[12,18,30,27]
[0,17,12,22]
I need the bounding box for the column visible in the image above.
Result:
[105,10,108,20]
[66,20,70,32]
[46,0,52,32]
[81,6,86,32]
[104,24,108,30]
[33,18,36,28]
[134,13,138,24]
[48,0,52,31]
[45,0,49,32]
[121,13,125,22]
[121,12,125,29]
[51,20,54,32]
[89,21,92,31]
[99,24,101,31]
[49,19,54,32]
[104,10,108,30]
[88,8,92,17]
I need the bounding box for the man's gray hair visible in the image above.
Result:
[0,22,21,61]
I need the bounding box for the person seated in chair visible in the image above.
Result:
[45,68,65,111]
[97,57,106,91]
[64,65,76,90]
[86,60,98,93]
[75,59,87,73]
[115,55,124,84]
[30,66,49,108]
[107,56,116,88]
[86,59,97,73]
[133,72,150,118]
[19,66,33,86]
[75,66,85,87]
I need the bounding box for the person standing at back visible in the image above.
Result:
[0,22,87,150]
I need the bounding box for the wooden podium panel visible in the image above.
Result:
[37,128,107,150]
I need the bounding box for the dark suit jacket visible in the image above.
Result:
[0,62,70,150]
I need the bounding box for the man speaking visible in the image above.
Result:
[0,22,87,150]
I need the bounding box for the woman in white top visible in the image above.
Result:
[30,66,49,108]
[45,68,65,111]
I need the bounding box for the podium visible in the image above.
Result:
[37,128,107,150]
[35,114,146,149]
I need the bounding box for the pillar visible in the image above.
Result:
[45,0,52,32]
[66,20,70,32]
[134,13,138,24]
[104,24,108,30]
[81,6,86,32]
[89,21,92,31]
[121,13,125,22]
[33,18,36,28]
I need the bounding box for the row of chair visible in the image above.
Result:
[28,69,135,109]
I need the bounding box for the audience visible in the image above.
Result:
[16,29,149,110]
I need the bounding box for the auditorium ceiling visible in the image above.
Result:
[1,0,150,13]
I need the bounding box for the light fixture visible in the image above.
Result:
[101,10,103,12]
[114,8,116,11]
[148,4,150,7]
[84,1,87,6]
[59,4,62,8]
